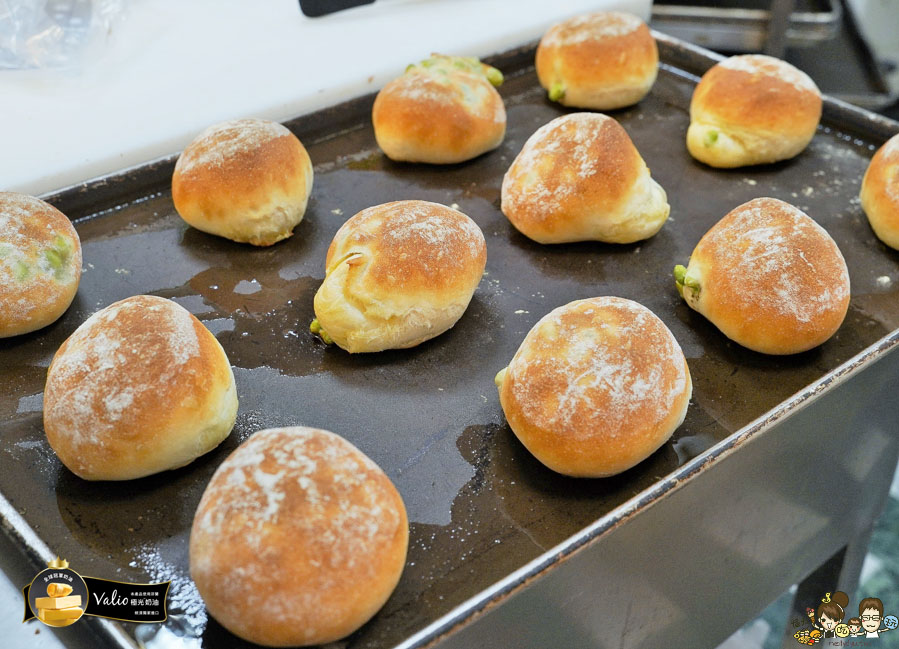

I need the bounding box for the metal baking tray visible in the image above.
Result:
[650,0,841,51]
[2,32,898,649]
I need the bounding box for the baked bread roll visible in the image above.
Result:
[372,54,506,164]
[190,426,408,647]
[312,200,486,353]
[495,297,691,477]
[0,192,81,338]
[674,198,849,354]
[172,118,313,246]
[501,113,669,244]
[43,295,237,480]
[687,54,822,168]
[536,11,658,110]
[860,133,899,249]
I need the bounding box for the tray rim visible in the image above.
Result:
[398,33,899,647]
[400,330,899,648]
[2,29,897,649]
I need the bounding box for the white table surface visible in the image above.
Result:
[0,1,650,646]
[0,0,648,197]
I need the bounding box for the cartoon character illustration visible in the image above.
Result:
[859,597,895,638]
[847,617,864,637]
[813,591,849,639]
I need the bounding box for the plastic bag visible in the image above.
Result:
[0,0,125,69]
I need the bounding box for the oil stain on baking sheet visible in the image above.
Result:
[3,50,899,649]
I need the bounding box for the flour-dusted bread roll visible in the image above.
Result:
[501,113,669,244]
[536,11,658,110]
[687,55,822,168]
[495,297,691,477]
[674,198,850,354]
[0,193,81,338]
[172,118,313,246]
[372,54,506,164]
[190,426,408,647]
[860,133,899,249]
[43,295,237,480]
[312,200,486,353]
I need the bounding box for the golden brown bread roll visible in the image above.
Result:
[536,11,658,110]
[372,54,506,164]
[43,295,237,480]
[501,112,669,244]
[0,192,81,338]
[495,297,691,477]
[312,200,486,353]
[190,426,408,647]
[674,198,850,354]
[172,118,313,246]
[687,55,822,168]
[860,133,899,249]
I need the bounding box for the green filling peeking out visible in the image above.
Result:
[406,55,504,87]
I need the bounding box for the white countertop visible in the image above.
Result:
[0,0,649,197]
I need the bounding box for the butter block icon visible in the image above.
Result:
[34,588,84,627]
[35,595,82,609]
[38,606,83,623]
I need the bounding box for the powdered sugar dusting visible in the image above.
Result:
[881,133,899,159]
[44,296,201,449]
[385,202,485,259]
[384,68,502,124]
[508,297,688,439]
[699,198,849,324]
[0,192,81,323]
[502,113,632,221]
[333,200,486,270]
[191,426,405,626]
[719,55,819,95]
[875,134,899,203]
[542,11,643,47]
[176,118,291,175]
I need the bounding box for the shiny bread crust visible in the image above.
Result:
[373,68,506,164]
[501,113,669,244]
[498,297,691,477]
[314,200,486,353]
[44,295,237,480]
[172,118,313,246]
[860,133,899,249]
[681,198,849,354]
[0,192,81,338]
[687,55,822,167]
[536,12,658,110]
[190,426,408,647]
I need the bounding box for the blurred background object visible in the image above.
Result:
[0,0,124,69]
